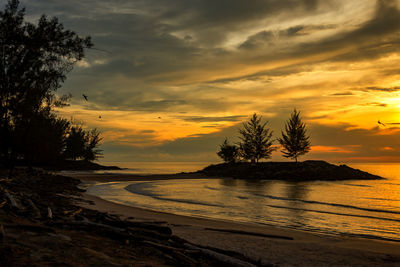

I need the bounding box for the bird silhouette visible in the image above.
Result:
[82,94,88,101]
[378,120,400,127]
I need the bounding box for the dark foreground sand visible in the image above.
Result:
[76,173,400,266]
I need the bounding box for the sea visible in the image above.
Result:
[85,162,400,242]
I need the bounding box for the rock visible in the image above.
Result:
[200,160,384,181]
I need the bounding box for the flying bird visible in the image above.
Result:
[82,94,88,101]
[378,120,400,127]
[378,120,386,127]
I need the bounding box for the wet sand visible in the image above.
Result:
[76,173,400,266]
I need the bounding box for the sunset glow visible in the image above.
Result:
[20,0,400,162]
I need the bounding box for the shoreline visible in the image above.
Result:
[76,174,400,266]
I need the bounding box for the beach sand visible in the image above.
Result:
[76,174,400,266]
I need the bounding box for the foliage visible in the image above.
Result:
[278,109,311,162]
[64,126,102,161]
[83,129,103,161]
[238,113,275,163]
[64,126,87,161]
[0,0,100,165]
[15,112,70,163]
[217,138,239,163]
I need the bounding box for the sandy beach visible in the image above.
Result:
[76,173,400,266]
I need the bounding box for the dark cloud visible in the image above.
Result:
[177,115,246,123]
[361,102,388,107]
[99,120,400,162]
[157,124,241,155]
[140,130,156,134]
[239,31,275,50]
[243,1,400,67]
[239,24,338,49]
[330,92,355,96]
[153,0,326,45]
[364,86,400,92]
[9,0,400,163]
[207,65,313,84]
[311,0,400,62]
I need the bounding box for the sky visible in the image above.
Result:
[15,0,400,163]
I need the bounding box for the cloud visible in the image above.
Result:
[177,115,246,123]
[361,102,388,107]
[239,24,338,49]
[330,92,354,96]
[12,0,400,163]
[98,118,400,163]
[364,86,400,92]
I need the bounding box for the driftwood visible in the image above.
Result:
[185,243,257,267]
[49,217,169,245]
[27,199,41,218]
[97,215,172,236]
[47,207,53,219]
[0,199,6,208]
[205,227,293,240]
[4,191,20,209]
[6,224,55,233]
[0,168,267,266]
[142,240,198,265]
[63,208,83,217]
[0,224,5,241]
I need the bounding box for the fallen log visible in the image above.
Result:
[47,207,53,219]
[97,215,172,236]
[4,191,20,209]
[27,199,41,218]
[185,243,257,267]
[5,224,55,233]
[0,199,6,208]
[204,227,293,240]
[0,224,5,241]
[142,240,198,266]
[48,218,169,245]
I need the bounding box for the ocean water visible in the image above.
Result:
[95,161,213,174]
[86,163,400,242]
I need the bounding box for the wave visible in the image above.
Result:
[204,185,220,191]
[254,193,400,215]
[342,184,371,187]
[364,197,400,202]
[125,182,228,208]
[266,204,400,223]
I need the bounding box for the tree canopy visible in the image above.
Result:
[217,138,239,163]
[0,0,99,166]
[278,109,311,162]
[238,113,275,163]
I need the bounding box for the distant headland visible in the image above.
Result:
[27,160,122,171]
[198,160,384,181]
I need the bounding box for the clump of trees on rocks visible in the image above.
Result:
[217,109,311,163]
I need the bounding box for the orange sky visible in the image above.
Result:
[21,0,400,163]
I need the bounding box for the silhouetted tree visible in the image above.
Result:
[15,113,70,164]
[64,126,103,161]
[217,138,239,163]
[0,0,92,165]
[238,113,275,163]
[278,109,311,162]
[83,129,103,161]
[64,126,87,161]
